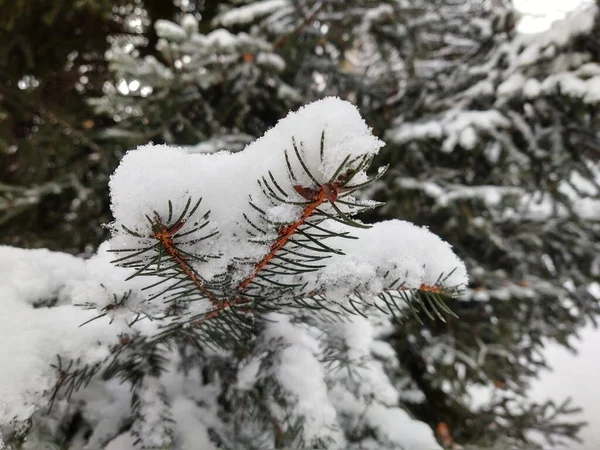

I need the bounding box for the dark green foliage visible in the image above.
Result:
[0,0,126,251]
[0,0,180,252]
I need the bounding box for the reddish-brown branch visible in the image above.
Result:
[185,182,339,327]
[153,221,218,305]
[416,284,442,294]
[154,177,448,330]
[238,186,330,291]
[175,178,347,327]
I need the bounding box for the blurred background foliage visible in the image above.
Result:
[0,0,179,252]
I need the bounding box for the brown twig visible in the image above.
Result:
[152,219,218,305]
[186,183,336,326]
[238,184,331,291]
[416,283,442,294]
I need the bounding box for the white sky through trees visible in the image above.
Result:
[516,0,590,32]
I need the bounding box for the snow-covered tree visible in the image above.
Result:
[0,98,468,450]
[4,0,600,448]
[90,1,507,151]
[89,11,297,150]
[376,3,600,447]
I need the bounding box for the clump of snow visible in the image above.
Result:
[236,357,262,391]
[542,73,588,97]
[0,247,120,427]
[262,315,343,447]
[170,398,218,450]
[180,14,199,35]
[388,110,510,153]
[463,79,495,98]
[497,73,526,98]
[459,126,477,150]
[0,246,86,306]
[256,52,286,71]
[130,377,172,447]
[213,0,289,27]
[155,19,187,42]
[277,83,302,102]
[387,121,443,144]
[523,78,542,97]
[0,243,172,433]
[206,29,239,48]
[109,97,385,284]
[318,221,468,299]
[520,71,600,103]
[584,76,600,103]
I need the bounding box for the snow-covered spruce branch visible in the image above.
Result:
[0,98,467,450]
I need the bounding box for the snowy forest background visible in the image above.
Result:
[1,0,599,449]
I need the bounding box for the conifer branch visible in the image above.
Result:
[110,196,220,307]
[151,213,217,305]
[36,99,474,450]
[238,134,378,296]
[238,183,332,291]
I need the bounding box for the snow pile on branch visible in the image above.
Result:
[212,0,290,27]
[319,221,467,298]
[0,247,119,427]
[388,109,510,153]
[109,97,466,301]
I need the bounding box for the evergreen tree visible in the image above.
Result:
[0,98,467,450]
[92,3,599,448]
[376,3,600,448]
[92,0,506,147]
[89,11,295,150]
